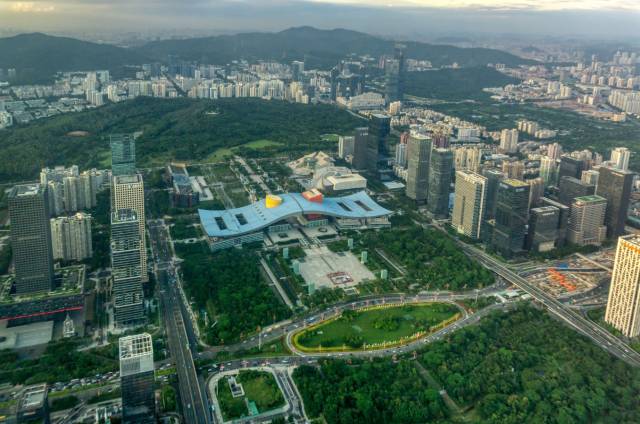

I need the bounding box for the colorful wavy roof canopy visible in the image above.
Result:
[199,191,391,238]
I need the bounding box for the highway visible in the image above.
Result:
[148,220,211,424]
[457,241,640,367]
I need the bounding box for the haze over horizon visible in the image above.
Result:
[0,0,639,41]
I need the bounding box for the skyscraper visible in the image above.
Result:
[491,179,530,258]
[111,209,145,326]
[581,169,600,186]
[394,140,407,168]
[610,147,631,171]
[50,213,93,261]
[112,174,147,282]
[427,148,454,218]
[566,195,608,246]
[596,166,634,238]
[526,206,561,252]
[8,184,54,294]
[367,113,391,173]
[352,127,369,171]
[405,134,432,202]
[338,136,355,160]
[482,169,504,220]
[558,156,586,180]
[605,235,640,337]
[110,134,136,176]
[384,44,405,103]
[541,197,570,247]
[119,333,156,423]
[452,170,487,240]
[558,176,595,206]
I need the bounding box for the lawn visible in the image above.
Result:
[217,370,285,420]
[295,303,460,350]
[241,139,283,149]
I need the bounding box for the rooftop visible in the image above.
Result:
[503,178,529,188]
[575,195,607,203]
[113,174,142,184]
[119,333,153,360]
[9,183,42,197]
[199,190,391,238]
[18,384,47,411]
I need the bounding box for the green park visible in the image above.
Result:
[293,302,461,352]
[216,370,285,421]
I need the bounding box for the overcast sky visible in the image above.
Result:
[0,0,638,39]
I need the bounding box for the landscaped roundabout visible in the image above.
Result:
[291,302,463,353]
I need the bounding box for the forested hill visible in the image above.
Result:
[0,27,534,82]
[0,33,146,83]
[0,97,361,181]
[140,26,534,69]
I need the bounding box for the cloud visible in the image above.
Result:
[8,1,55,12]
[307,0,640,11]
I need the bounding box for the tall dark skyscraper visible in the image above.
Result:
[491,179,530,258]
[557,156,585,181]
[558,176,595,206]
[111,209,145,326]
[352,127,369,171]
[541,197,570,247]
[8,184,54,294]
[384,44,405,104]
[110,134,136,176]
[482,168,505,220]
[596,166,634,238]
[405,134,432,202]
[427,148,454,217]
[119,333,156,423]
[526,206,561,252]
[367,113,391,173]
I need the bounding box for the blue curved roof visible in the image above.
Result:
[199,191,391,237]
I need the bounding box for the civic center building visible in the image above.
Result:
[199,189,391,250]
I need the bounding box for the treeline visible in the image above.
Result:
[0,97,361,181]
[0,339,117,385]
[361,226,494,290]
[421,305,640,423]
[293,359,448,423]
[176,243,291,344]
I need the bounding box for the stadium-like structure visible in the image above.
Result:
[198,190,391,250]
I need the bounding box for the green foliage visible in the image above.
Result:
[169,217,200,240]
[0,244,11,275]
[175,243,291,344]
[87,388,121,404]
[361,226,494,290]
[237,370,285,411]
[50,395,80,412]
[420,305,640,423]
[0,97,361,181]
[161,385,177,412]
[372,315,401,331]
[405,67,520,101]
[0,339,117,385]
[292,359,447,423]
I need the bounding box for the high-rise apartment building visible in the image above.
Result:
[110,134,136,176]
[539,156,557,186]
[405,134,432,202]
[352,127,369,171]
[558,176,595,206]
[50,213,93,261]
[491,179,530,258]
[119,333,156,423]
[394,141,407,168]
[528,177,545,208]
[501,160,525,180]
[605,235,640,337]
[8,184,54,294]
[596,166,634,238]
[40,166,107,215]
[610,147,631,171]
[111,209,145,326]
[427,148,454,218]
[499,129,519,153]
[581,169,600,186]
[452,171,487,239]
[567,195,608,246]
[112,174,147,282]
